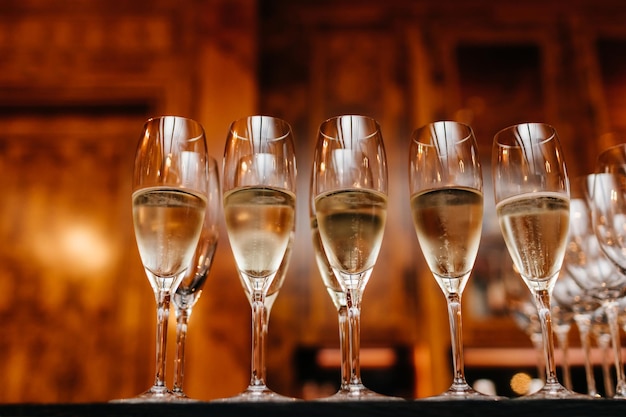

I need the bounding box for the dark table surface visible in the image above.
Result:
[1,399,625,417]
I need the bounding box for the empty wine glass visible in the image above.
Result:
[171,156,220,400]
[492,122,585,398]
[566,173,626,397]
[590,144,626,398]
[591,308,615,397]
[551,278,575,391]
[311,115,398,401]
[553,268,601,396]
[220,115,297,402]
[409,121,500,400]
[116,116,209,402]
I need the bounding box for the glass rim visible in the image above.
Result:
[143,115,206,143]
[319,114,380,142]
[493,122,557,148]
[228,114,292,142]
[598,142,626,160]
[411,120,474,147]
[145,114,200,124]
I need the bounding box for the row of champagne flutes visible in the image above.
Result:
[117,113,626,403]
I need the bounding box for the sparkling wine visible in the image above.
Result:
[315,188,387,283]
[311,217,347,309]
[242,232,294,310]
[410,187,483,294]
[497,192,569,289]
[224,186,296,287]
[132,186,206,280]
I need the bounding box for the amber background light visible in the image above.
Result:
[0,0,625,403]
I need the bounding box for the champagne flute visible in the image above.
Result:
[119,115,209,402]
[553,268,601,396]
[409,121,500,400]
[566,173,626,397]
[310,173,352,400]
[551,288,574,391]
[220,115,297,402]
[591,308,615,397]
[311,115,398,401]
[492,122,585,398]
[591,144,626,397]
[171,156,220,400]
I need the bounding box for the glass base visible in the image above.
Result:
[519,382,592,400]
[316,384,405,402]
[213,385,300,403]
[171,390,201,403]
[422,383,505,401]
[110,385,185,403]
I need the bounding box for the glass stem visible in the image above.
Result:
[604,300,626,397]
[173,306,191,393]
[574,314,597,396]
[446,292,468,387]
[533,289,559,386]
[337,305,350,390]
[554,325,572,390]
[153,289,171,390]
[346,289,363,386]
[597,332,614,397]
[250,291,267,388]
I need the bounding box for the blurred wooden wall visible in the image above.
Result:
[0,0,625,403]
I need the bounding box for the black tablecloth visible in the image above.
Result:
[1,399,625,417]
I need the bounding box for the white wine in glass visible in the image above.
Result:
[492,122,587,399]
[172,156,221,400]
[218,115,297,402]
[115,115,209,403]
[311,115,401,401]
[409,121,500,400]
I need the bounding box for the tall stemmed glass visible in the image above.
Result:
[552,268,600,396]
[591,144,626,397]
[550,281,575,391]
[310,172,352,400]
[221,115,297,402]
[591,309,615,397]
[409,121,497,400]
[311,115,396,401]
[565,173,626,397]
[172,156,220,400]
[122,115,209,402]
[492,122,582,398]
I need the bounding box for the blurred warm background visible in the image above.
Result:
[0,0,625,403]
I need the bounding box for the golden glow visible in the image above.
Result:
[33,220,115,276]
[510,372,532,395]
[317,348,396,369]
